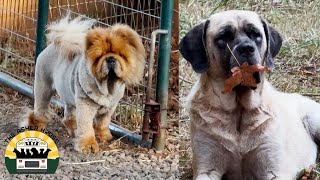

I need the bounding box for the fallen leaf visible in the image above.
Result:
[222,67,242,94]
[222,63,269,93]
[300,70,316,76]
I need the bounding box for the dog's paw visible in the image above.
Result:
[62,116,76,137]
[74,135,99,153]
[94,127,113,143]
[195,174,219,180]
[21,111,47,129]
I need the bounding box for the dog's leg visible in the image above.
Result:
[62,104,76,137]
[21,76,54,129]
[242,141,285,180]
[93,105,116,143]
[191,126,231,180]
[192,140,227,180]
[297,95,320,146]
[94,113,113,143]
[74,98,99,153]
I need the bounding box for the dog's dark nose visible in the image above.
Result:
[107,57,116,69]
[107,57,116,65]
[237,43,255,57]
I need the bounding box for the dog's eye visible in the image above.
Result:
[247,28,261,41]
[216,39,225,48]
[218,31,234,41]
[216,31,234,48]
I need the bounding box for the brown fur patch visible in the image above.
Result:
[85,24,145,84]
[62,115,77,137]
[94,126,113,143]
[21,111,47,129]
[74,135,99,153]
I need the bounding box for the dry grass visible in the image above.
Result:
[179,0,320,179]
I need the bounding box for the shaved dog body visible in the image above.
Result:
[23,16,146,153]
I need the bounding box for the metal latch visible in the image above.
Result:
[142,101,160,134]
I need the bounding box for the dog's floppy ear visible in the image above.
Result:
[179,20,210,73]
[261,18,283,70]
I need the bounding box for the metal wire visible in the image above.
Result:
[0,0,161,131]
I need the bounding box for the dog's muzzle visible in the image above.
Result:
[232,42,257,65]
[231,42,261,85]
[236,42,255,58]
[107,57,116,70]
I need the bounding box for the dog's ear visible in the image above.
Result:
[261,18,283,70]
[179,20,210,73]
[112,24,145,57]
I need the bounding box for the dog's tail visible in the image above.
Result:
[46,14,96,60]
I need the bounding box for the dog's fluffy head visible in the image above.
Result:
[180,10,282,82]
[85,24,145,84]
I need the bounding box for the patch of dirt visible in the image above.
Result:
[0,85,180,179]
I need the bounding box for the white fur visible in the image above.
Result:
[46,14,96,59]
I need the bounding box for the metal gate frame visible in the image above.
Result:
[0,0,174,151]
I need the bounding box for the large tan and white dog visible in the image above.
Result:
[180,10,320,179]
[21,16,145,153]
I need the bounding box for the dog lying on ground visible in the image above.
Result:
[21,15,146,153]
[180,10,320,179]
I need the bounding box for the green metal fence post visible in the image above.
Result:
[152,0,174,151]
[35,0,49,59]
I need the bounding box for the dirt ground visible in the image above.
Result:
[0,85,180,179]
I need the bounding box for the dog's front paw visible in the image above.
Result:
[74,135,99,153]
[62,116,76,137]
[195,171,222,180]
[94,127,113,143]
[195,174,211,180]
[21,111,47,129]
[195,174,219,180]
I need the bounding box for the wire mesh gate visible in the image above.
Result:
[0,0,174,150]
